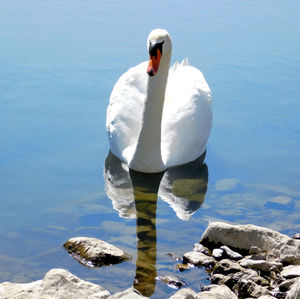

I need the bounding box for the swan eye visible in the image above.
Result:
[149,41,164,58]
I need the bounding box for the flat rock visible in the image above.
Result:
[63,237,131,267]
[281,265,300,279]
[239,259,273,272]
[183,251,215,267]
[200,222,300,264]
[199,284,238,299]
[286,278,300,299]
[0,268,110,299]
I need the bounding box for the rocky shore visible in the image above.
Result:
[0,222,299,298]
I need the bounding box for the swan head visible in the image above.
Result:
[147,29,172,77]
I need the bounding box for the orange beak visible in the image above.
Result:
[147,49,162,77]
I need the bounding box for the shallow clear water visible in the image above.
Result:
[0,0,300,297]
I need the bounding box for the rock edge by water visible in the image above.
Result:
[63,237,131,267]
[175,222,300,299]
[1,223,300,298]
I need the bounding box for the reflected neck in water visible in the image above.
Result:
[129,170,164,297]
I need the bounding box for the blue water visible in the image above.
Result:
[1,0,300,297]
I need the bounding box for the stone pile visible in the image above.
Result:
[173,222,300,299]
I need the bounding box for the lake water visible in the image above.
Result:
[1,0,299,298]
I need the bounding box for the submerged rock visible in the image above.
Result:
[0,269,110,299]
[63,237,131,267]
[156,275,186,289]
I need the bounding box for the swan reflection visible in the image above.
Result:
[104,151,208,220]
[104,151,208,297]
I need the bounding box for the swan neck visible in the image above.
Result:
[130,53,171,172]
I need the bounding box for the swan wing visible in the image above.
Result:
[162,59,212,167]
[106,61,148,163]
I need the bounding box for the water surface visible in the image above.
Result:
[1,0,300,298]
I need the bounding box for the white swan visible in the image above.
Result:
[106,29,212,173]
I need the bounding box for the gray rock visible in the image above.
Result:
[221,246,243,260]
[239,259,273,272]
[212,249,224,260]
[237,278,270,298]
[109,288,148,298]
[281,265,300,279]
[0,268,110,299]
[199,284,238,298]
[231,269,269,287]
[183,251,215,267]
[286,278,300,299]
[200,222,300,264]
[63,237,131,267]
[257,296,276,299]
[210,273,229,285]
[279,278,298,291]
[249,246,262,255]
[213,259,244,275]
[193,243,210,255]
[168,288,199,299]
[247,253,267,261]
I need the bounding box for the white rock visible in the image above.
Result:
[183,251,215,267]
[168,288,198,299]
[198,284,238,299]
[286,277,300,299]
[281,265,300,279]
[108,287,148,298]
[212,248,224,259]
[200,222,300,264]
[0,268,110,299]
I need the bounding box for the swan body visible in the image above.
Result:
[106,29,212,173]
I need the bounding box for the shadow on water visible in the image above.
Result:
[104,151,209,297]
